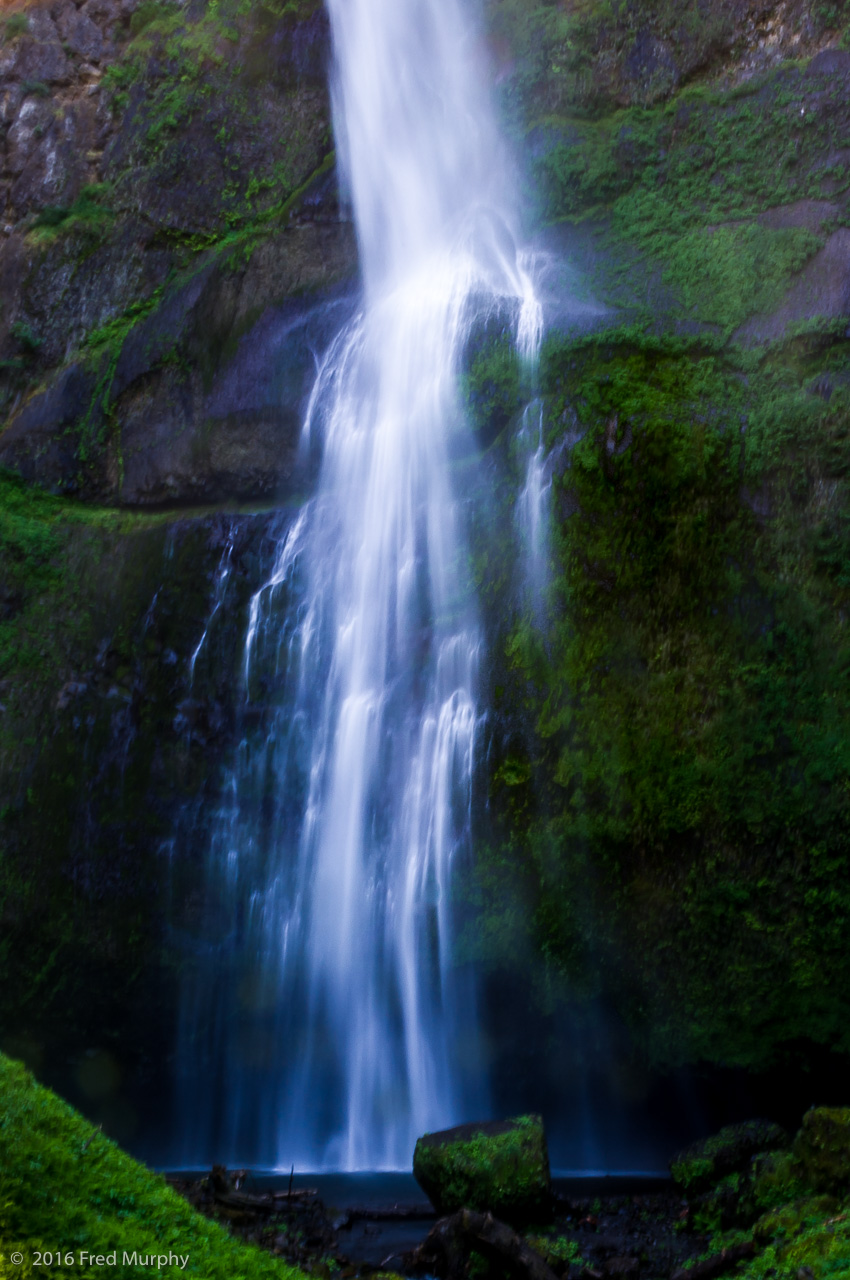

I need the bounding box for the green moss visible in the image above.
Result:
[30,187,116,244]
[0,1054,305,1279]
[472,314,850,1070]
[737,1205,850,1280]
[532,65,850,331]
[526,1235,584,1268]
[752,1152,809,1216]
[2,12,29,41]
[794,1109,850,1194]
[413,1116,550,1222]
[464,336,523,437]
[129,0,182,37]
[753,1196,839,1244]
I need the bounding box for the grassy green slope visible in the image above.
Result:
[0,1054,305,1280]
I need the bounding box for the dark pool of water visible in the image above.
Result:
[164,1170,673,1267]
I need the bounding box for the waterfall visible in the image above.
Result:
[177,0,541,1170]
[516,399,552,615]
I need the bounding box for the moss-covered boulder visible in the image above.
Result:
[793,1108,850,1194]
[671,1120,789,1197]
[413,1116,551,1225]
[751,1149,809,1216]
[687,1146,812,1236]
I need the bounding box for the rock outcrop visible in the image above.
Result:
[0,0,357,503]
[413,1116,552,1225]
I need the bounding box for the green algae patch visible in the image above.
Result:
[0,1054,306,1280]
[413,1116,552,1224]
[793,1109,850,1195]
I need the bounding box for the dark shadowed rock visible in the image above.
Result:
[56,6,104,62]
[0,221,357,502]
[0,362,99,493]
[1,34,72,84]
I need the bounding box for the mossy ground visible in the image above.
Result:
[0,1053,306,1280]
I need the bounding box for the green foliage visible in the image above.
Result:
[21,78,50,98]
[129,0,182,37]
[535,67,850,331]
[464,336,523,437]
[474,316,850,1070]
[753,1195,839,1244]
[737,1206,850,1280]
[2,12,29,41]
[526,1234,583,1267]
[10,322,42,354]
[30,187,115,242]
[0,1054,306,1280]
[752,1152,809,1216]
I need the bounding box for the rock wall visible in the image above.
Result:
[0,0,357,504]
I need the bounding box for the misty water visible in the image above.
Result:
[175,0,542,1168]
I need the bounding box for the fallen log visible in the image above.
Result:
[342,1202,435,1223]
[215,1188,318,1212]
[410,1208,559,1280]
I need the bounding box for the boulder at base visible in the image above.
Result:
[793,1108,850,1193]
[413,1115,551,1224]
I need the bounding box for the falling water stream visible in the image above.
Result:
[178,0,541,1169]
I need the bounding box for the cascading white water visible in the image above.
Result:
[517,399,552,613]
[177,0,541,1169]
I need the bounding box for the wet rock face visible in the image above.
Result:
[0,220,356,503]
[413,1116,552,1225]
[0,0,354,503]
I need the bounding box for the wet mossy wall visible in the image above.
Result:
[0,471,278,1144]
[466,1,850,1082]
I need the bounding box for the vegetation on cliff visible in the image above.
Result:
[2,0,850,1134]
[465,2,850,1077]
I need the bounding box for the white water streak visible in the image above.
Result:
[181,0,542,1170]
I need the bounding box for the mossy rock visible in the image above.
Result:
[691,1148,811,1234]
[671,1120,789,1197]
[753,1195,839,1244]
[793,1108,850,1194]
[751,1149,809,1215]
[413,1115,552,1224]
